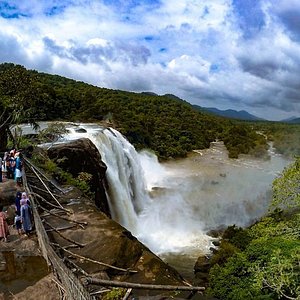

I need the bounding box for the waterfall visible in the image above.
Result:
[64,125,147,235]
[62,123,212,255]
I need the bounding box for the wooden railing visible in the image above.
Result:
[23,159,93,300]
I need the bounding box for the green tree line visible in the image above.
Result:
[2,63,296,159]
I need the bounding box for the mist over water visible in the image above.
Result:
[136,143,290,256]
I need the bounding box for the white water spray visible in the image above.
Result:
[63,125,147,235]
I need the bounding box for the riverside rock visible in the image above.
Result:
[43,137,197,298]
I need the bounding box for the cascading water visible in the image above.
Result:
[63,125,147,235]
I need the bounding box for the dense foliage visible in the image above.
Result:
[0,62,283,159]
[208,157,300,299]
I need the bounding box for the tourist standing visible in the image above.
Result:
[14,212,22,236]
[0,205,9,242]
[14,152,23,186]
[20,193,32,236]
[7,151,15,179]
[3,152,8,179]
[3,152,8,172]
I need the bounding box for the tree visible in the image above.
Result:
[0,63,40,150]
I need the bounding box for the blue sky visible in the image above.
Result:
[0,0,300,120]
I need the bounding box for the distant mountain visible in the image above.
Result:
[141,91,158,96]
[280,116,300,124]
[289,118,300,124]
[193,105,265,121]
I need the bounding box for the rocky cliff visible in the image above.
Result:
[47,138,110,215]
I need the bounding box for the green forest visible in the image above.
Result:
[2,62,295,160]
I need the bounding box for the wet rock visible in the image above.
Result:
[194,256,211,274]
[75,128,87,133]
[194,255,211,289]
[13,274,60,300]
[0,233,51,298]
[212,239,221,247]
[45,198,189,298]
[206,226,227,238]
[209,247,218,254]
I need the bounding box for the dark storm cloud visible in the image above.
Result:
[273,3,300,41]
[238,57,283,79]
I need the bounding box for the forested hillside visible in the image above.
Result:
[0,63,291,159]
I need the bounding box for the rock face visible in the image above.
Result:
[0,223,52,298]
[47,138,110,215]
[0,180,21,208]
[194,255,211,288]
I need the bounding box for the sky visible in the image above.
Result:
[0,0,300,121]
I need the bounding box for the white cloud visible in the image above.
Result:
[0,0,299,120]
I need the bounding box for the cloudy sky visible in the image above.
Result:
[0,0,300,120]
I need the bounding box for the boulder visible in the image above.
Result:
[47,138,110,215]
[194,255,212,288]
[194,255,211,274]
[13,274,60,300]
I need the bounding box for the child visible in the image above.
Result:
[14,212,22,236]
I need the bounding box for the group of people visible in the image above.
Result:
[0,192,33,242]
[0,149,23,185]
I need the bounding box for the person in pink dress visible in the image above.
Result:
[0,205,9,242]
